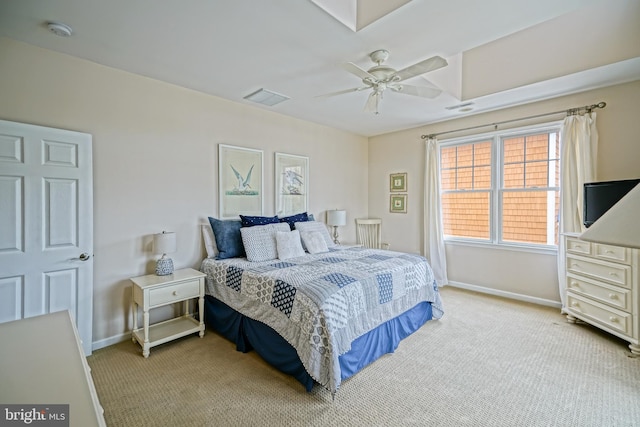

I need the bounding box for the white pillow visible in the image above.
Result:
[201,224,218,258]
[301,231,329,254]
[276,230,306,260]
[240,223,290,262]
[295,221,336,248]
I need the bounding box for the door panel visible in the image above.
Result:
[45,178,78,248]
[0,276,22,323]
[0,119,93,355]
[0,175,23,252]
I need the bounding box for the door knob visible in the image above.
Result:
[79,253,91,261]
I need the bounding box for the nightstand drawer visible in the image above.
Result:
[566,254,631,288]
[566,274,631,312]
[567,293,632,337]
[149,280,200,306]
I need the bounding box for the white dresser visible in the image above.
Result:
[564,233,640,355]
[0,311,106,426]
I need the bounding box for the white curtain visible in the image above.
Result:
[424,137,448,286]
[557,113,598,310]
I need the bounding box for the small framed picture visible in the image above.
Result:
[390,194,407,213]
[390,172,407,192]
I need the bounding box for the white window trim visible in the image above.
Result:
[439,121,562,251]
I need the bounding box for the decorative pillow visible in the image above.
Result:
[241,222,291,262]
[278,212,309,230]
[201,224,218,258]
[295,221,336,248]
[208,217,245,259]
[276,230,306,260]
[301,231,329,254]
[308,213,315,221]
[239,214,279,227]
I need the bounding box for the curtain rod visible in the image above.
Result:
[420,101,606,140]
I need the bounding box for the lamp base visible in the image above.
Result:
[156,257,174,276]
[332,226,340,245]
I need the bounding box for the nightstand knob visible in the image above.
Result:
[172,291,178,296]
[571,301,579,307]
[608,272,618,277]
[609,316,618,323]
[608,293,617,300]
[570,281,579,287]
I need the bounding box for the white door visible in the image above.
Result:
[0,119,94,355]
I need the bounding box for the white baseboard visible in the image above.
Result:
[92,331,131,352]
[446,281,562,309]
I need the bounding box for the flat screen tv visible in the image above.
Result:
[583,178,640,228]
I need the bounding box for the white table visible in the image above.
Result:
[130,268,206,357]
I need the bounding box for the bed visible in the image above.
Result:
[200,217,443,396]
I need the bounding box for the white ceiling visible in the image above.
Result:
[1,0,639,137]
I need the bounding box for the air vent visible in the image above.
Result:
[243,88,290,106]
[445,102,474,111]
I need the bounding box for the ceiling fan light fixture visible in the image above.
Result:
[47,22,73,37]
[243,88,290,106]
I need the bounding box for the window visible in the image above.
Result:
[439,124,561,248]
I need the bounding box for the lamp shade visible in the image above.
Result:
[153,231,176,255]
[580,183,640,249]
[327,209,347,226]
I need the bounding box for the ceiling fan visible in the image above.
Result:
[318,49,448,114]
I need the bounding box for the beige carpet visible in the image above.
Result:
[87,287,640,427]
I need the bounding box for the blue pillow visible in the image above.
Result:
[308,213,314,221]
[278,212,309,230]
[208,217,245,259]
[239,215,279,227]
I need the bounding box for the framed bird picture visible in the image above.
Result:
[219,144,264,218]
[275,152,308,217]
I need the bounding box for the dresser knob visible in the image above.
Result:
[608,272,618,277]
[172,291,178,296]
[570,281,579,287]
[609,316,618,323]
[608,293,617,300]
[605,250,614,254]
[571,301,579,307]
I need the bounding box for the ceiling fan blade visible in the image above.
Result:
[394,55,448,81]
[390,84,442,98]
[342,62,377,81]
[364,91,381,114]
[315,87,367,98]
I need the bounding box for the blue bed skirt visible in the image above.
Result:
[204,295,433,392]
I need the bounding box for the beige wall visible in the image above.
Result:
[0,38,368,347]
[369,80,640,304]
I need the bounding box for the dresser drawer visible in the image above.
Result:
[566,273,631,312]
[149,279,201,306]
[567,293,633,337]
[593,243,630,264]
[566,254,631,288]
[566,237,591,255]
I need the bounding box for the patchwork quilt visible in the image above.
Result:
[201,246,443,393]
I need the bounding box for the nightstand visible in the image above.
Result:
[130,268,206,357]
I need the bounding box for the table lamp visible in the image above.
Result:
[327,209,346,244]
[153,231,176,275]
